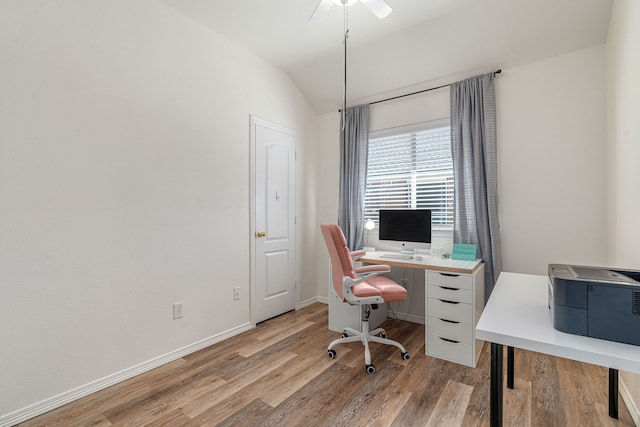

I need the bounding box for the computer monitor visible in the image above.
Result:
[378,209,432,253]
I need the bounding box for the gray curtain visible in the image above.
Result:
[450,73,502,300]
[338,104,370,250]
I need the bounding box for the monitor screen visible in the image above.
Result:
[378,209,431,251]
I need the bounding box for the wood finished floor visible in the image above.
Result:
[19,303,635,426]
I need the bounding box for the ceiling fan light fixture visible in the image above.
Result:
[360,0,392,19]
[310,0,392,21]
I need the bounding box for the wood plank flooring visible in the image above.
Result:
[19,303,635,426]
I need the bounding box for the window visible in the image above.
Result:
[364,120,453,227]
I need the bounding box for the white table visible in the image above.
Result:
[476,272,640,427]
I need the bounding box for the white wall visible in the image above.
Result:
[0,0,316,421]
[606,0,640,422]
[368,88,450,132]
[497,46,607,275]
[315,112,341,300]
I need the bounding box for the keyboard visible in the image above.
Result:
[381,253,413,260]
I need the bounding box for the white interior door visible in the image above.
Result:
[251,116,296,324]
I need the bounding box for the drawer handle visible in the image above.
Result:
[439,337,460,344]
[439,318,460,324]
[439,299,459,305]
[439,286,459,291]
[439,273,460,277]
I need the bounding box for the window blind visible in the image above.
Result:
[365,122,453,226]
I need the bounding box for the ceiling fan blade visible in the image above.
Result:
[360,0,392,19]
[309,0,334,22]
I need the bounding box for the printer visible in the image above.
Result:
[548,264,640,346]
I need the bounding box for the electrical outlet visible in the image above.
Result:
[173,302,183,319]
[233,287,240,301]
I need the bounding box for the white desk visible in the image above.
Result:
[359,252,482,275]
[476,272,640,426]
[359,252,485,367]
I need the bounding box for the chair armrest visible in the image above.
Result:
[350,250,366,261]
[354,264,391,275]
[343,265,390,290]
[342,269,388,305]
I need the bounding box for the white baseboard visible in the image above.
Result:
[299,296,319,308]
[0,323,253,427]
[620,377,640,426]
[299,296,328,308]
[387,310,425,325]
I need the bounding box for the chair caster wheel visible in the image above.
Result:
[380,332,387,339]
[341,332,349,338]
[402,352,410,360]
[366,364,376,374]
[328,349,337,359]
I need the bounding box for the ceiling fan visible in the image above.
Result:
[309,0,392,21]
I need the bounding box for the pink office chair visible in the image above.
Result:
[321,223,410,374]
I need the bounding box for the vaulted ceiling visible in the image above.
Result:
[159,0,612,114]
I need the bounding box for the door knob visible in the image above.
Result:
[256,231,267,238]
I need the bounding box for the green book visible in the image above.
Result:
[452,243,477,261]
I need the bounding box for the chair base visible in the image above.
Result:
[327,305,409,373]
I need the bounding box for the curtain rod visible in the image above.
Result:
[339,69,501,112]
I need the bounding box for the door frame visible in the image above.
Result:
[249,115,299,327]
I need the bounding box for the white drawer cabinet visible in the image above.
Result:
[427,334,474,366]
[429,317,473,343]
[427,298,473,324]
[425,266,485,367]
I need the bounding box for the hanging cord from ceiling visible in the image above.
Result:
[341,4,349,132]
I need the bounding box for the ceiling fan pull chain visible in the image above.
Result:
[341,4,349,131]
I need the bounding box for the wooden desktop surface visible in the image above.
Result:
[359,251,483,275]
